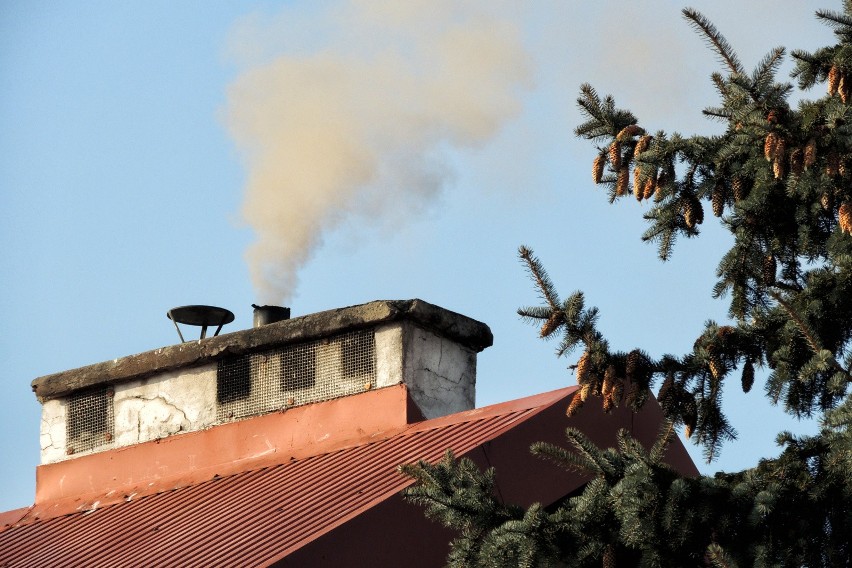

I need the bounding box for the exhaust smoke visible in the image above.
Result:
[226,0,530,303]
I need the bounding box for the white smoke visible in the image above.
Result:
[226,0,531,303]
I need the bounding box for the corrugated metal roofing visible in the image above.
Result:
[0,390,566,568]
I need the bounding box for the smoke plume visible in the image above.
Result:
[226,0,530,303]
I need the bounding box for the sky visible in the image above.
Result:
[0,1,832,512]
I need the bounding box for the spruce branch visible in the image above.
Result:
[518,246,560,311]
[682,9,744,76]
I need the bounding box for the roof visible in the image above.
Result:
[0,388,570,568]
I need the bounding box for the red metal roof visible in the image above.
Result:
[0,388,572,568]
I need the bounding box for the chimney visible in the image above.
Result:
[33,299,492,468]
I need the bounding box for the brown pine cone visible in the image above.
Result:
[576,351,591,384]
[683,196,703,229]
[643,176,656,201]
[790,148,804,177]
[657,372,674,403]
[711,181,726,217]
[839,201,852,234]
[593,153,606,184]
[617,124,643,142]
[602,365,616,398]
[732,176,748,202]
[567,391,584,416]
[828,65,841,95]
[708,356,723,381]
[827,151,840,177]
[634,134,652,157]
[633,167,643,201]
[609,141,622,169]
[764,131,781,162]
[803,138,816,169]
[741,359,755,393]
[821,191,834,213]
[617,169,629,196]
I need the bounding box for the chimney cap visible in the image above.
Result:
[167,305,235,342]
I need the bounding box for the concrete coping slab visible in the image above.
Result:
[31,299,493,402]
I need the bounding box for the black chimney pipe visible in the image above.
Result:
[251,304,291,328]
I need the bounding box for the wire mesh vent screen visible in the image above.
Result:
[217,329,376,422]
[66,386,114,455]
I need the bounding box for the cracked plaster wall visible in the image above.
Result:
[40,399,68,464]
[113,363,216,447]
[39,364,216,464]
[376,322,476,419]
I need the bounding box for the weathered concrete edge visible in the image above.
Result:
[31,299,493,402]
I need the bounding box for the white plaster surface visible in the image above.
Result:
[113,363,216,447]
[375,323,404,388]
[40,399,67,464]
[402,323,476,419]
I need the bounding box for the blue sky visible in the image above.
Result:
[0,1,830,512]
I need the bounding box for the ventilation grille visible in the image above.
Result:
[66,386,114,455]
[217,329,376,422]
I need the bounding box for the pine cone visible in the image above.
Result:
[827,151,840,177]
[609,141,622,169]
[576,351,591,384]
[840,159,848,177]
[602,391,614,413]
[716,325,735,340]
[711,180,726,217]
[764,131,781,162]
[803,138,816,169]
[579,382,592,402]
[643,176,656,201]
[828,65,841,95]
[789,148,804,177]
[567,391,584,416]
[683,196,703,229]
[732,176,748,202]
[821,191,834,213]
[625,350,641,382]
[839,201,852,234]
[773,156,785,180]
[772,139,787,179]
[540,313,562,338]
[763,253,777,285]
[633,167,643,201]
[766,109,780,123]
[708,356,723,381]
[617,124,643,141]
[603,545,616,568]
[610,379,624,406]
[602,365,616,398]
[617,169,629,197]
[634,134,652,158]
[593,153,606,184]
[741,359,755,393]
[840,74,850,104]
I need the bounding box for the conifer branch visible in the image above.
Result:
[682,9,744,76]
[768,290,849,376]
[518,246,560,311]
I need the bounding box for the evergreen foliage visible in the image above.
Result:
[403,4,852,566]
